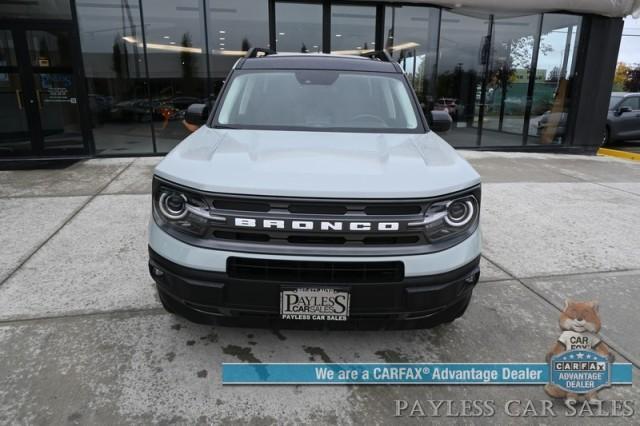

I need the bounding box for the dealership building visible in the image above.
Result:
[0,0,637,161]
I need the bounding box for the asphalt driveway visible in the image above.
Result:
[1,152,639,424]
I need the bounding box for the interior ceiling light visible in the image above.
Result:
[121,36,202,53]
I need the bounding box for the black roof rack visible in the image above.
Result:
[360,50,393,62]
[245,47,276,58]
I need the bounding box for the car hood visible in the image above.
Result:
[154,127,480,198]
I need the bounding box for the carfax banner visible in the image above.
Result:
[223,362,633,385]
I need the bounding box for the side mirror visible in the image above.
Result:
[617,106,632,115]
[184,103,209,126]
[429,110,452,132]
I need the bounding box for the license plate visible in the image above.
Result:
[280,288,350,321]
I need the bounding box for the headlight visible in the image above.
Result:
[411,192,479,243]
[158,192,188,220]
[445,199,475,227]
[153,179,223,237]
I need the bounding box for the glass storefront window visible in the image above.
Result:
[435,11,490,147]
[0,30,17,66]
[275,2,323,53]
[208,0,269,99]
[68,2,585,155]
[331,5,376,55]
[26,30,73,68]
[384,5,439,117]
[76,0,154,155]
[142,0,208,153]
[2,0,71,20]
[528,14,582,145]
[0,29,30,155]
[482,14,541,146]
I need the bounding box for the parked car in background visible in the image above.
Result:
[536,111,567,140]
[605,92,640,144]
[536,93,640,145]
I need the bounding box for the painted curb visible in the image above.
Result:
[597,148,640,162]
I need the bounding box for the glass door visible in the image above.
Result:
[0,30,32,156]
[0,22,89,159]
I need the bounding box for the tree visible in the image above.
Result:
[613,62,630,91]
[241,38,251,52]
[547,66,561,82]
[112,35,123,78]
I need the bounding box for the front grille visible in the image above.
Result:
[198,194,431,248]
[227,257,404,283]
[210,196,424,216]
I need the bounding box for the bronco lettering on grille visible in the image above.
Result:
[233,218,400,232]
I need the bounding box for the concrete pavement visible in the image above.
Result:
[1,152,639,424]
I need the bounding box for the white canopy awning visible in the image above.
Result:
[377,0,640,18]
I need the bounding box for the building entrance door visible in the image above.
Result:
[0,21,90,160]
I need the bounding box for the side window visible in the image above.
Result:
[619,97,640,111]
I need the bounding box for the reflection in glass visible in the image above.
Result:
[208,0,269,100]
[142,0,208,152]
[529,14,581,145]
[26,30,72,68]
[76,0,154,155]
[0,30,17,66]
[331,5,376,55]
[0,73,31,156]
[482,14,540,146]
[275,2,322,53]
[216,70,419,131]
[2,0,71,19]
[384,5,439,117]
[435,11,489,147]
[0,31,29,156]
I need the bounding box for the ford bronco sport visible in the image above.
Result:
[148,49,481,328]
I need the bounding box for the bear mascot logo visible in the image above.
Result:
[544,299,614,405]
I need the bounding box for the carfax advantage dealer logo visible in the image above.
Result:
[544,300,615,403]
[550,350,610,394]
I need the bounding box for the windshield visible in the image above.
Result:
[214,70,422,132]
[609,96,623,109]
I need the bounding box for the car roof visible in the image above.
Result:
[611,92,640,97]
[236,52,401,73]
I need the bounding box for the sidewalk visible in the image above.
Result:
[1,152,639,424]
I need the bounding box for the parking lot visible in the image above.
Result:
[1,151,639,424]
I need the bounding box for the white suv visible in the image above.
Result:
[148,49,481,328]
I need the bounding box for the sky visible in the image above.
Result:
[618,16,640,65]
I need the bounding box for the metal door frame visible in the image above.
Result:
[0,18,92,160]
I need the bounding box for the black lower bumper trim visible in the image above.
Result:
[149,247,480,326]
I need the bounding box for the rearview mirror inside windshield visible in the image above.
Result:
[295,70,339,85]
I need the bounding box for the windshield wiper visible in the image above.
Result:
[213,124,240,129]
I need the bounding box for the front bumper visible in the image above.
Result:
[148,222,481,325]
[149,248,479,324]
